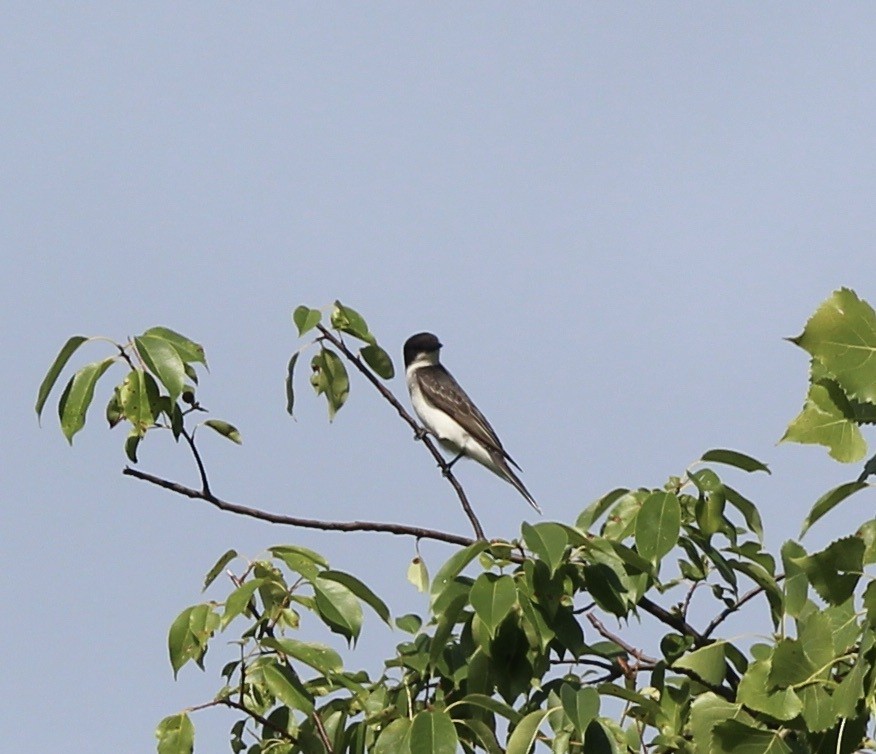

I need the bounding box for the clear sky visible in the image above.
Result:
[3,5,876,751]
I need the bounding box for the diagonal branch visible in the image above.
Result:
[316,325,485,539]
[701,575,785,640]
[123,466,476,547]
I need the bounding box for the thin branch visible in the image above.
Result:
[637,596,706,646]
[218,698,296,742]
[181,427,211,494]
[701,574,785,640]
[316,325,485,540]
[123,466,476,547]
[586,613,658,666]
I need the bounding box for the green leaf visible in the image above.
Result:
[506,709,551,754]
[396,613,422,633]
[781,380,868,462]
[203,419,242,444]
[125,429,142,463]
[135,334,186,403]
[374,717,412,754]
[635,491,681,564]
[800,481,868,536]
[560,685,600,735]
[711,719,791,754]
[167,604,217,678]
[833,654,865,718]
[203,549,238,591]
[35,335,88,421]
[310,348,350,420]
[724,486,764,542]
[407,557,429,593]
[689,693,756,754]
[794,536,864,605]
[314,575,363,643]
[105,390,123,428]
[799,685,837,732]
[576,488,630,530]
[155,713,194,754]
[260,637,343,675]
[458,719,503,754]
[768,639,815,687]
[261,660,313,714]
[410,710,458,754]
[428,593,467,667]
[522,522,568,575]
[469,573,517,637]
[221,578,265,628]
[451,693,522,724]
[143,327,206,366]
[285,351,299,416]
[360,344,395,379]
[320,569,390,624]
[293,306,322,336]
[674,642,727,686]
[429,540,490,608]
[700,449,771,474]
[119,368,160,434]
[781,540,808,617]
[269,543,329,569]
[737,660,803,720]
[330,301,375,344]
[58,357,116,443]
[790,288,876,403]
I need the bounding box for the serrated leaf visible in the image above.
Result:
[203,419,242,444]
[781,380,868,462]
[635,491,681,564]
[293,306,322,336]
[799,685,837,732]
[407,557,429,593]
[262,660,313,714]
[155,713,194,754]
[57,357,116,443]
[711,719,791,754]
[560,685,600,734]
[360,343,394,379]
[330,301,375,344]
[794,536,864,605]
[310,348,350,420]
[314,575,363,643]
[135,334,186,403]
[522,522,568,575]
[285,351,299,416]
[833,655,865,718]
[320,569,390,624]
[36,335,89,421]
[769,639,815,687]
[701,448,771,474]
[203,549,238,591]
[143,327,206,365]
[506,708,551,754]
[800,481,868,536]
[260,637,343,675]
[737,660,803,720]
[674,642,726,686]
[469,573,517,637]
[689,693,756,754]
[790,288,876,403]
[429,540,490,608]
[410,710,458,754]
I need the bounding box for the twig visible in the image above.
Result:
[701,575,785,640]
[637,596,706,646]
[123,466,476,547]
[181,427,211,494]
[586,613,658,666]
[187,698,295,742]
[316,325,485,540]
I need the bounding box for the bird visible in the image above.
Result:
[403,332,541,513]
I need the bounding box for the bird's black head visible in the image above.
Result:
[403,332,442,367]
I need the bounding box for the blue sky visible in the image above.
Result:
[4,5,876,751]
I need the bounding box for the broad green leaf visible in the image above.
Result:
[119,368,160,434]
[428,593,467,667]
[135,334,186,402]
[374,717,412,754]
[269,543,329,568]
[314,575,363,643]
[221,578,265,627]
[797,610,835,670]
[737,660,803,720]
[799,685,837,732]
[769,639,816,687]
[674,642,726,686]
[506,708,552,754]
[781,380,867,462]
[310,348,350,420]
[700,449,770,474]
[724,486,764,542]
[583,719,623,754]
[451,693,522,724]
[859,519,876,564]
[125,429,142,463]
[790,288,876,403]
[781,541,808,617]
[800,481,868,536]
[429,540,490,608]
[560,685,600,734]
[469,573,517,637]
[167,604,217,678]
[105,390,123,428]
[833,654,865,718]
[407,557,429,593]
[292,305,322,336]
[35,335,88,421]
[203,419,242,444]
[577,488,630,531]
[711,719,791,754]
[522,522,568,575]
[203,549,237,591]
[696,488,726,537]
[260,637,343,675]
[143,327,206,365]
[57,357,115,443]
[360,344,395,379]
[688,468,723,493]
[635,491,681,564]
[320,569,390,624]
[459,718,503,754]
[410,710,458,754]
[396,613,422,633]
[330,301,375,344]
[794,536,864,605]
[285,351,299,416]
[261,660,313,714]
[155,713,194,754]
[689,694,756,754]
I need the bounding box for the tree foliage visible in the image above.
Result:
[36,291,876,753]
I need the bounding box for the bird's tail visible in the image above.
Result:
[491,450,541,514]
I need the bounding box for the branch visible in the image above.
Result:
[123,466,476,547]
[587,612,658,666]
[316,325,485,540]
[701,575,785,640]
[637,596,707,646]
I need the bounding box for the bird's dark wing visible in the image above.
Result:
[416,365,521,468]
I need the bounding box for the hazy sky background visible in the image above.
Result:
[4,5,876,751]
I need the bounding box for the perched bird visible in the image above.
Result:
[403,332,541,513]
